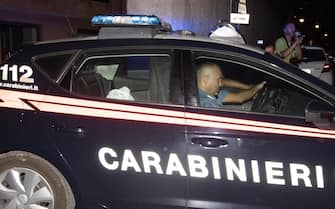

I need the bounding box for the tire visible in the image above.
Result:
[0,151,75,209]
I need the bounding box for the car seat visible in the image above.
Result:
[73,67,106,98]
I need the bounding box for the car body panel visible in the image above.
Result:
[184,106,335,209]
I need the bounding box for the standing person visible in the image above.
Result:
[265,44,275,55]
[275,23,303,65]
[262,41,275,55]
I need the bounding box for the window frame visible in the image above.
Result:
[61,48,184,107]
[75,53,170,74]
[31,50,80,83]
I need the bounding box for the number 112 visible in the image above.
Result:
[0,64,35,83]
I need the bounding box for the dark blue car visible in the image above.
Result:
[1,15,335,209]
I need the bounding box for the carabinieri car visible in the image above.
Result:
[1,15,335,209]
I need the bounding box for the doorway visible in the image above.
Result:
[0,22,39,63]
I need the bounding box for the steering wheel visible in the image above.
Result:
[251,83,290,113]
[251,84,271,112]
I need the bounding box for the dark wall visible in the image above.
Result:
[127,0,286,47]
[127,0,230,36]
[239,0,287,46]
[0,0,126,63]
[0,0,126,40]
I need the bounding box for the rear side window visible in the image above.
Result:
[72,54,172,104]
[34,53,74,80]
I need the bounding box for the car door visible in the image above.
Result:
[183,50,335,209]
[36,48,188,209]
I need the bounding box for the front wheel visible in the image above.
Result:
[0,151,75,209]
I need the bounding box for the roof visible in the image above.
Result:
[34,30,264,54]
[34,36,98,45]
[302,45,326,51]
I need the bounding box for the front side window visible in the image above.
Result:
[193,54,324,117]
[72,54,172,104]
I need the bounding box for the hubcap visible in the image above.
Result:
[18,194,28,204]
[0,168,54,209]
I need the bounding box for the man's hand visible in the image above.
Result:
[294,36,304,46]
[254,81,267,92]
[252,81,267,99]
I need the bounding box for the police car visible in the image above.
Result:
[1,15,335,209]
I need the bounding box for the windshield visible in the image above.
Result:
[303,48,326,61]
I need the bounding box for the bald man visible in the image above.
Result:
[197,62,266,108]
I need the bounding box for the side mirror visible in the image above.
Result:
[305,100,335,130]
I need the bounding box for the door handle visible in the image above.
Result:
[191,137,228,148]
[52,124,85,136]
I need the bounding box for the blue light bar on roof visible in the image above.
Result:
[91,15,161,26]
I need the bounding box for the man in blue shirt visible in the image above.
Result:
[197,62,266,108]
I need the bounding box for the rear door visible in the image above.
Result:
[36,47,188,209]
[183,50,335,209]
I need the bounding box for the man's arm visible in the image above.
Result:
[278,42,298,59]
[220,78,251,90]
[223,82,266,104]
[276,37,303,60]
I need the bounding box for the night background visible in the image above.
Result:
[272,0,333,51]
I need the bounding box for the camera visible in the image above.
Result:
[295,31,305,39]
